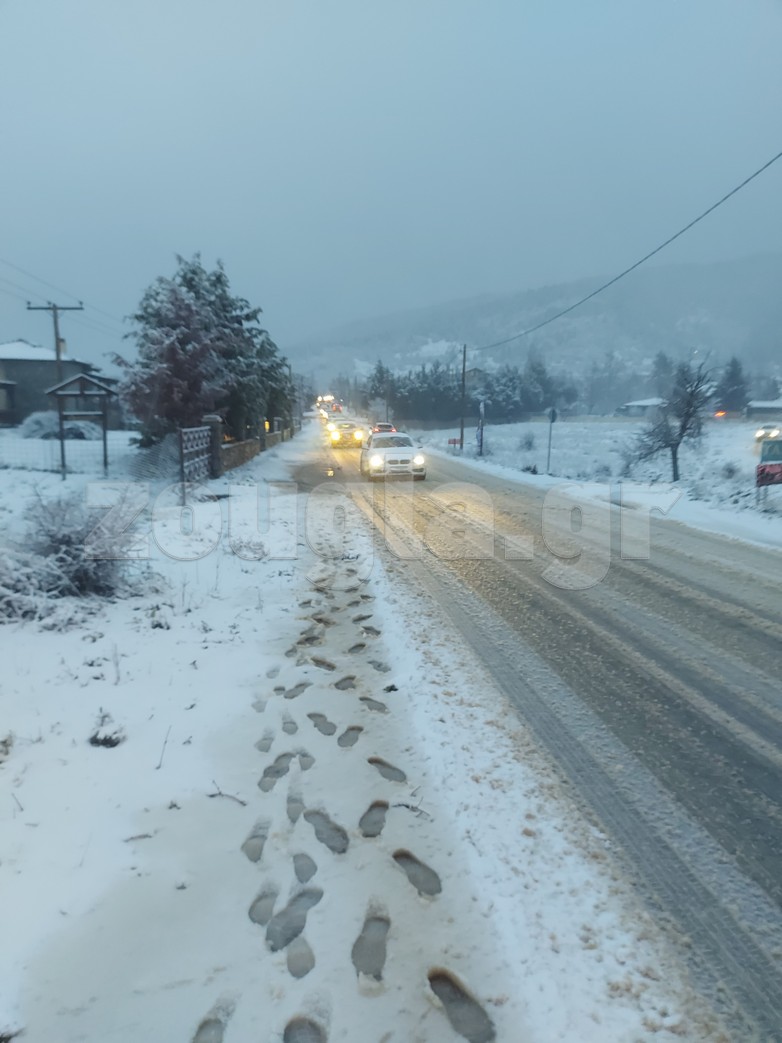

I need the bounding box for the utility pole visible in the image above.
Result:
[459,343,467,451]
[26,301,84,383]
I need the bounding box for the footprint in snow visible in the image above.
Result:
[311,656,336,672]
[248,885,278,926]
[259,752,295,791]
[259,751,314,791]
[311,613,336,627]
[241,819,270,863]
[347,643,366,655]
[191,998,235,1043]
[359,696,387,714]
[337,725,363,748]
[283,1017,327,1043]
[286,936,316,979]
[335,674,357,689]
[282,713,298,735]
[428,969,496,1043]
[308,713,337,736]
[368,756,406,782]
[393,849,442,896]
[359,801,388,838]
[351,910,390,981]
[293,852,318,883]
[287,790,305,824]
[303,809,349,854]
[255,730,274,753]
[285,681,312,700]
[266,888,323,952]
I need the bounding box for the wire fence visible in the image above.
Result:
[0,429,180,484]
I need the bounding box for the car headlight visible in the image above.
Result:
[413,454,425,466]
[327,421,336,431]
[354,429,363,440]
[369,454,383,467]
[330,430,340,441]
[771,429,780,438]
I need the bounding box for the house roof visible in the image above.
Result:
[0,339,90,365]
[45,373,117,396]
[624,397,665,407]
[0,339,55,361]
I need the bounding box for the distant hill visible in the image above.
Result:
[287,254,782,383]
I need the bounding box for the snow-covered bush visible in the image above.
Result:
[0,491,140,622]
[19,411,102,441]
[0,548,65,620]
[519,431,536,451]
[25,494,128,598]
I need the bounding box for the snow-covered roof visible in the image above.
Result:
[0,339,54,361]
[0,338,92,366]
[748,399,782,409]
[624,397,664,407]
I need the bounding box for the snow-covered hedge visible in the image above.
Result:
[19,411,102,441]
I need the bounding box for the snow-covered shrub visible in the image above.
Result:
[25,493,128,599]
[19,411,102,440]
[0,548,64,620]
[519,431,536,451]
[720,461,739,480]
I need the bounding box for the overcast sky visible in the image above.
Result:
[1,0,780,373]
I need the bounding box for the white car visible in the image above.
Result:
[359,432,426,481]
[755,423,781,441]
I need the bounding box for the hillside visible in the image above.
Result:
[287,254,782,383]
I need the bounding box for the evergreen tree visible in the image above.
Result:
[117,255,287,442]
[714,356,749,412]
[652,351,675,398]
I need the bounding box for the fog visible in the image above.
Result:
[1,0,780,373]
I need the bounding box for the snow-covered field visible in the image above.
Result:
[411,416,782,549]
[2,416,776,1041]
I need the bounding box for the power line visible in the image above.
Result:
[474,146,782,353]
[0,255,126,328]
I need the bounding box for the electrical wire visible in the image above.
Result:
[473,147,782,353]
[0,256,127,330]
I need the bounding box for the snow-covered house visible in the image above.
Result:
[745,399,782,420]
[0,339,103,424]
[614,397,665,418]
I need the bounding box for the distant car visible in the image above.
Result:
[360,432,426,480]
[371,422,397,433]
[329,421,364,448]
[754,423,781,441]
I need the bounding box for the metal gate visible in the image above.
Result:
[179,426,211,503]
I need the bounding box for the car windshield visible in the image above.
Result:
[372,435,414,449]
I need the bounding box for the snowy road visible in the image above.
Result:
[310,438,782,1039]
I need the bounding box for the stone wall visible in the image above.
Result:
[220,437,261,472]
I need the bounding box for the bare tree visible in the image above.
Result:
[633,361,711,481]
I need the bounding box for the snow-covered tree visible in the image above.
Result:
[633,361,711,481]
[117,255,288,443]
[651,351,675,398]
[713,356,749,412]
